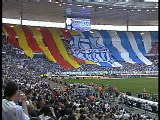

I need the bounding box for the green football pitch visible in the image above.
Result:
[65,78,158,96]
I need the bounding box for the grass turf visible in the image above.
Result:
[65,78,158,96]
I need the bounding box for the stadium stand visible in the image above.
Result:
[2,25,158,120]
[2,25,158,74]
[3,24,158,68]
[148,42,158,55]
[2,0,158,119]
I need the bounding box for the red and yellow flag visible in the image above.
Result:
[12,25,33,58]
[29,26,56,62]
[21,26,42,52]
[3,24,20,48]
[48,28,80,68]
[40,27,72,70]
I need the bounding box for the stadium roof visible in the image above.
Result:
[2,0,158,26]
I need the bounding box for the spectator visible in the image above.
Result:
[2,81,29,120]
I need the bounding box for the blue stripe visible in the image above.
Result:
[83,31,92,38]
[132,32,146,55]
[98,62,112,67]
[89,52,94,61]
[71,36,81,49]
[94,52,100,62]
[104,52,110,61]
[82,31,98,48]
[84,53,89,60]
[85,53,89,60]
[108,57,115,64]
[99,52,106,61]
[80,41,89,44]
[80,41,90,49]
[117,31,144,64]
[150,32,158,42]
[97,52,105,62]
[99,52,116,64]
[98,30,124,61]
[101,52,107,61]
[91,52,97,62]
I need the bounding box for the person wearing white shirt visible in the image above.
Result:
[2,81,29,120]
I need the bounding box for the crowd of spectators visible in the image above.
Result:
[2,78,158,120]
[2,35,158,75]
[2,36,158,120]
[148,42,158,55]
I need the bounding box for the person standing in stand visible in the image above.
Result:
[98,86,102,98]
[89,94,95,105]
[2,81,29,120]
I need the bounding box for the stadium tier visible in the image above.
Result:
[2,1,158,120]
[2,24,158,70]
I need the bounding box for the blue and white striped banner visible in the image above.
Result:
[70,30,156,66]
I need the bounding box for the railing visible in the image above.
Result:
[61,71,158,75]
